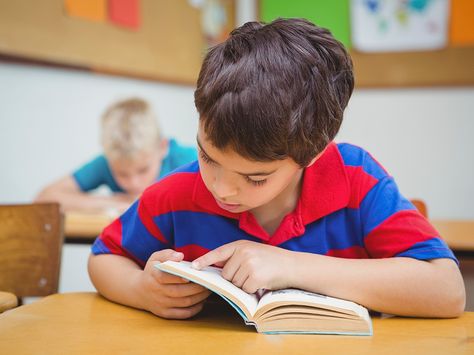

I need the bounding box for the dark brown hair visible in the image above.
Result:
[194,18,354,167]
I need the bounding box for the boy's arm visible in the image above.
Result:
[193,241,465,318]
[35,175,134,212]
[291,252,465,318]
[88,251,211,319]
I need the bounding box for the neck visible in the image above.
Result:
[251,169,304,236]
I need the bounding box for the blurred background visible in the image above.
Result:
[0,0,473,295]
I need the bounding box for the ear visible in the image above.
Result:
[305,146,328,168]
[158,138,169,158]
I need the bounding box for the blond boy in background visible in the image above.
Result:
[36,98,196,213]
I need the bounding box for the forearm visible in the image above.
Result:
[289,253,465,317]
[88,254,145,310]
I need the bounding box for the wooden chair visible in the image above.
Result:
[410,199,428,218]
[0,203,64,312]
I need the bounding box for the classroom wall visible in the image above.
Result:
[1,0,473,293]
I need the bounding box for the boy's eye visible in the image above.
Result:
[245,176,267,186]
[199,150,214,165]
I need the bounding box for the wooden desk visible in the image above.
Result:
[0,293,473,354]
[432,220,474,252]
[64,212,113,243]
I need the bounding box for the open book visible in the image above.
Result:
[155,261,372,335]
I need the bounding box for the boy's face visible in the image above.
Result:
[109,149,162,196]
[197,125,304,215]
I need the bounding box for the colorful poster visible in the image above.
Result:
[108,0,140,30]
[260,0,351,49]
[351,0,450,52]
[64,0,106,22]
[450,0,474,46]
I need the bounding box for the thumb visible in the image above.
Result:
[149,249,184,263]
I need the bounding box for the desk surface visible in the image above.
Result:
[64,212,113,241]
[432,220,474,251]
[0,293,473,355]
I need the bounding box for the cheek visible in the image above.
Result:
[198,162,214,188]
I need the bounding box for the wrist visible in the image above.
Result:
[283,249,302,289]
[128,268,149,311]
[286,251,323,291]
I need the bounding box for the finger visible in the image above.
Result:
[192,243,236,270]
[162,282,210,298]
[158,301,206,320]
[230,266,249,289]
[161,289,211,308]
[148,249,184,263]
[241,277,260,294]
[154,270,190,284]
[220,254,242,283]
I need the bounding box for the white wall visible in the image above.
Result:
[339,88,474,220]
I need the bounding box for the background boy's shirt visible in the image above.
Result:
[72,139,197,192]
[91,142,456,267]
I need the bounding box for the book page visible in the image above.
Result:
[256,289,368,318]
[155,261,259,317]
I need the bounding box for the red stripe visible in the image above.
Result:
[326,246,369,258]
[175,244,211,261]
[345,166,379,209]
[99,218,126,256]
[143,172,238,218]
[364,210,439,258]
[138,199,167,243]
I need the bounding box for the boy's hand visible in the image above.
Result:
[192,241,295,294]
[138,249,212,319]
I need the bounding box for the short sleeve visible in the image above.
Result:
[91,198,172,267]
[72,155,122,192]
[360,175,457,263]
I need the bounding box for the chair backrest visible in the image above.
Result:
[0,203,64,299]
[410,199,428,218]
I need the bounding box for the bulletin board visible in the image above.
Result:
[259,0,474,88]
[0,0,236,85]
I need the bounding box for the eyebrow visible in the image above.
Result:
[196,137,277,177]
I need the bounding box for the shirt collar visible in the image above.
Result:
[192,142,350,243]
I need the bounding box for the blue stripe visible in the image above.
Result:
[359,177,415,237]
[91,238,111,254]
[280,208,364,253]
[120,201,170,264]
[161,160,199,179]
[396,238,458,264]
[337,143,387,180]
[155,211,260,250]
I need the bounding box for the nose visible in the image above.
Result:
[212,170,237,199]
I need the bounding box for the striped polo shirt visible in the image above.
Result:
[91,142,456,267]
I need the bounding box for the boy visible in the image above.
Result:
[36,98,197,213]
[88,19,465,320]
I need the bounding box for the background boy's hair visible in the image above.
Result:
[101,98,161,161]
[194,18,354,167]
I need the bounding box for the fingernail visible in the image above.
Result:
[191,261,200,269]
[172,252,182,258]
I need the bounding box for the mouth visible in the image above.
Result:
[215,199,242,212]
